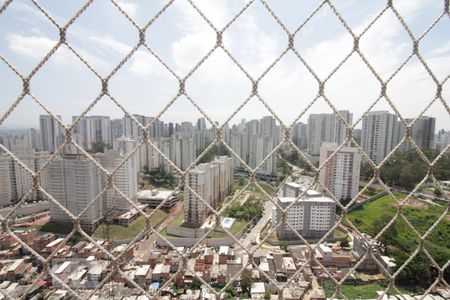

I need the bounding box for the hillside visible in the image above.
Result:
[348,193,450,288]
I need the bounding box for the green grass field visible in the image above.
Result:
[347,193,450,287]
[348,194,450,261]
[170,212,185,227]
[93,210,167,241]
[38,222,73,235]
[323,280,421,299]
[164,214,248,239]
[208,220,248,238]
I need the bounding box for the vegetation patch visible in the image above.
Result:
[93,210,167,241]
[348,193,450,288]
[225,198,263,221]
[143,166,176,189]
[322,280,423,299]
[207,220,247,238]
[360,149,450,190]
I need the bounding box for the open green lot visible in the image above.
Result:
[323,280,421,299]
[170,212,185,227]
[93,209,167,241]
[207,220,248,238]
[347,193,450,288]
[165,214,248,239]
[38,222,73,235]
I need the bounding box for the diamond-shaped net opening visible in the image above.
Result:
[0,0,449,299]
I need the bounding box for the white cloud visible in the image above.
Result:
[170,0,217,75]
[128,50,163,76]
[88,35,132,55]
[116,0,139,18]
[6,33,111,71]
[6,34,56,59]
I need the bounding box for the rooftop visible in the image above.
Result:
[46,237,64,248]
[54,261,71,274]
[135,265,151,277]
[6,259,24,273]
[278,196,334,204]
[136,190,175,200]
[251,282,265,294]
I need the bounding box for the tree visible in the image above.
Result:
[146,166,176,188]
[371,215,397,254]
[433,188,442,196]
[277,158,292,176]
[340,238,350,248]
[264,290,271,299]
[360,163,375,181]
[281,241,288,252]
[226,200,263,221]
[240,272,253,296]
[396,252,432,288]
[198,143,230,163]
[238,176,245,186]
[281,150,313,172]
[377,149,450,191]
[190,278,202,290]
[224,284,235,297]
[90,141,112,153]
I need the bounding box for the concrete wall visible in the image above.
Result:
[166,225,208,238]
[157,221,251,248]
[348,192,387,212]
[265,227,348,246]
[0,201,49,218]
[157,235,238,248]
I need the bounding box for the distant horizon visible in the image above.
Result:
[0,111,448,134]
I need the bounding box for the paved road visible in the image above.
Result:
[240,200,274,252]
[237,174,317,252]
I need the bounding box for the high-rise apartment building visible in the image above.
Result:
[98,150,138,213]
[292,122,308,149]
[361,111,401,164]
[1,129,42,153]
[248,135,276,175]
[196,118,206,131]
[40,115,64,153]
[184,156,233,226]
[435,129,450,152]
[175,135,196,171]
[111,119,123,141]
[307,111,352,157]
[319,143,361,201]
[72,116,112,151]
[275,183,336,239]
[47,154,103,232]
[0,155,13,207]
[212,156,234,203]
[185,164,218,227]
[230,116,279,176]
[23,128,42,151]
[123,114,152,138]
[0,150,50,205]
[402,116,436,150]
[180,121,193,134]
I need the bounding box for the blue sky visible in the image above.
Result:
[0,0,449,130]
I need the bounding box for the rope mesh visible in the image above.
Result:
[0,0,449,299]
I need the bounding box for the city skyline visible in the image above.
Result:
[0,109,448,134]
